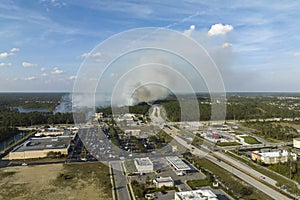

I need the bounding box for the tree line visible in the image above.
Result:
[0,107,73,142]
[96,97,300,122]
[243,121,298,141]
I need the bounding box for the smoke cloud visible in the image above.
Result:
[54,94,72,113]
[110,62,181,106]
[130,83,170,105]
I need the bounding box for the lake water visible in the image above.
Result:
[16,106,50,113]
[0,132,28,151]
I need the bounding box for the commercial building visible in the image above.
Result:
[39,128,64,136]
[7,136,72,160]
[65,127,78,134]
[134,157,153,173]
[174,189,218,200]
[251,149,297,164]
[153,177,174,188]
[182,122,203,131]
[124,129,141,137]
[166,156,191,172]
[95,112,103,119]
[293,138,300,149]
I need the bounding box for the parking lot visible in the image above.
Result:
[154,190,175,200]
[157,161,206,191]
[128,157,206,193]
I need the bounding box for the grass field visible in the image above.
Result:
[226,151,300,195]
[157,130,173,143]
[185,155,273,200]
[191,135,204,146]
[186,179,211,189]
[0,162,112,200]
[241,136,261,144]
[124,159,137,174]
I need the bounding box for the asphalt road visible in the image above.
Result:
[110,161,131,200]
[205,155,290,200]
[213,151,277,186]
[164,128,291,200]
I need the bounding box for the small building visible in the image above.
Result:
[175,189,218,200]
[65,127,78,134]
[182,122,203,131]
[134,157,153,173]
[212,133,220,139]
[293,138,300,149]
[95,112,103,119]
[251,149,297,164]
[40,128,64,136]
[153,177,174,188]
[166,156,191,172]
[124,129,141,137]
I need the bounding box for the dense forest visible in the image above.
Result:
[243,121,298,141]
[0,93,64,111]
[0,93,72,142]
[0,106,73,142]
[96,102,151,117]
[2,93,300,143]
[97,94,300,122]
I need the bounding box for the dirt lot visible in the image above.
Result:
[0,162,112,200]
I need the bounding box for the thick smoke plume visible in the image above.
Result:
[130,83,170,105]
[112,63,179,106]
[54,94,72,113]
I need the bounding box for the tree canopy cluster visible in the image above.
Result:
[0,93,72,142]
[243,121,298,141]
[96,94,300,122]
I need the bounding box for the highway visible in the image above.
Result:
[213,151,277,186]
[110,161,131,200]
[167,132,291,200]
[205,154,291,200]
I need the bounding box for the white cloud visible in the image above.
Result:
[0,52,13,59]
[0,62,12,67]
[69,75,76,80]
[208,23,233,36]
[10,47,20,52]
[293,52,300,57]
[0,48,19,59]
[222,42,233,48]
[22,62,38,67]
[24,76,36,81]
[41,73,48,77]
[51,67,64,74]
[81,52,102,58]
[50,0,66,7]
[183,25,196,37]
[41,67,47,71]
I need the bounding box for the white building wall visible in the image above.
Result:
[293,139,300,148]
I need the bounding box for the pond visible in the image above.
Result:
[0,132,28,151]
[16,106,50,113]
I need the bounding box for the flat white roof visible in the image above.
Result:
[253,150,289,158]
[154,176,173,183]
[44,128,63,132]
[166,156,191,171]
[175,189,218,200]
[134,157,153,166]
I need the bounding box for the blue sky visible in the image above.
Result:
[0,0,300,92]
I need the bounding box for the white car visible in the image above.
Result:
[21,163,27,166]
[177,172,185,176]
